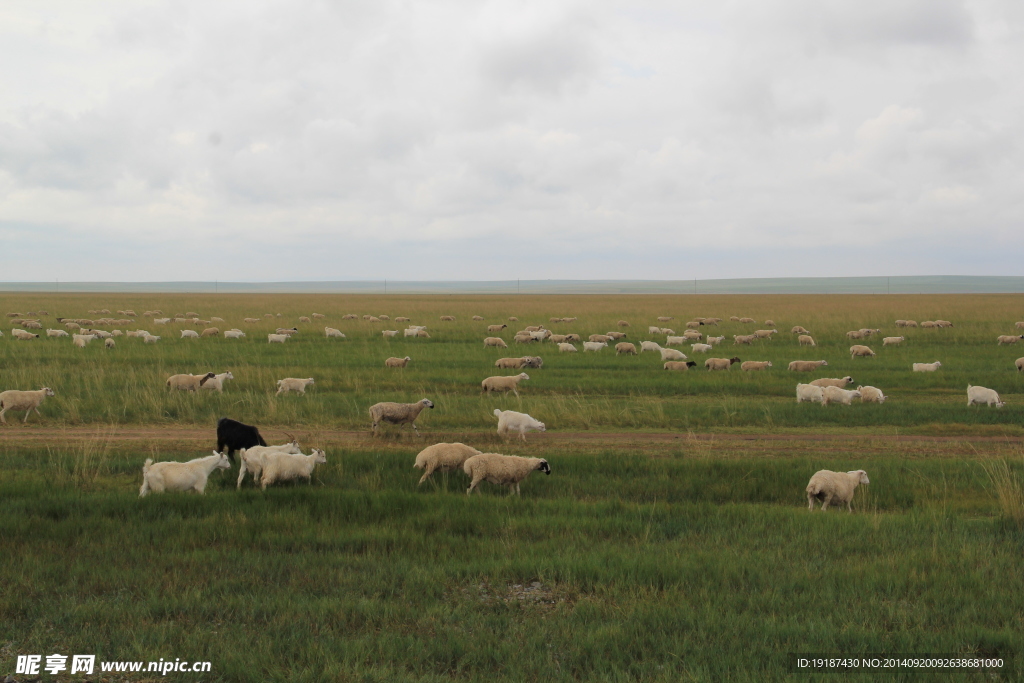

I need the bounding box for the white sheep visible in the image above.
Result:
[325,327,346,338]
[0,387,56,424]
[224,330,246,339]
[583,341,607,352]
[806,470,870,512]
[798,335,816,347]
[858,385,886,403]
[382,330,399,338]
[967,385,1005,408]
[660,348,688,361]
[236,441,303,489]
[463,453,551,496]
[882,336,905,346]
[46,329,69,338]
[997,335,1024,345]
[648,325,662,334]
[706,336,725,346]
[385,356,412,367]
[809,377,854,389]
[1017,357,1024,372]
[484,337,509,348]
[267,333,288,343]
[180,329,199,339]
[166,373,216,392]
[705,357,740,371]
[796,383,824,404]
[369,398,434,435]
[413,443,482,485]
[494,408,546,442]
[691,343,712,353]
[104,338,115,349]
[72,334,92,348]
[912,361,942,372]
[199,372,235,393]
[11,329,39,340]
[276,378,315,395]
[788,360,828,372]
[260,449,327,489]
[640,341,663,353]
[143,334,161,344]
[615,342,637,355]
[665,336,686,346]
[139,451,231,497]
[740,360,772,371]
[482,373,530,396]
[822,386,862,406]
[850,345,876,358]
[558,343,577,353]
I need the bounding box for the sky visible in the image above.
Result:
[1,0,1021,281]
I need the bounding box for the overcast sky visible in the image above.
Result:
[1,0,1021,281]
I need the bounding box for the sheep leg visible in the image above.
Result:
[807,492,816,510]
[236,464,248,490]
[417,465,435,486]
[23,409,32,423]
[467,476,483,495]
[512,387,519,397]
[821,492,833,511]
[34,406,43,417]
[0,408,6,424]
[139,479,150,497]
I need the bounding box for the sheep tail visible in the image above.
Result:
[143,458,154,473]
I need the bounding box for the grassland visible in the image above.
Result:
[2,293,1024,680]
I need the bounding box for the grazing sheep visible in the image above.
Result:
[665,335,686,346]
[46,329,69,338]
[484,337,509,348]
[858,385,887,403]
[563,333,581,343]
[791,326,810,334]
[822,386,862,406]
[72,334,93,348]
[912,361,942,372]
[322,327,345,339]
[615,342,638,355]
[738,317,756,324]
[997,335,1024,345]
[617,320,630,327]
[589,334,612,343]
[508,317,519,322]
[180,329,200,339]
[796,384,824,404]
[312,313,326,319]
[558,343,577,353]
[729,316,740,322]
[440,315,456,322]
[139,451,232,497]
[583,341,608,352]
[166,372,216,392]
[657,316,674,322]
[1017,357,1024,372]
[236,441,303,488]
[385,356,412,368]
[850,345,876,358]
[640,341,663,353]
[369,398,434,435]
[379,315,390,321]
[0,387,56,424]
[659,328,675,335]
[414,442,482,484]
[494,409,546,442]
[660,348,688,361]
[754,329,777,339]
[682,330,703,341]
[810,376,854,389]
[798,335,816,347]
[342,314,358,320]
[513,333,535,344]
[921,321,936,328]
[740,360,772,371]
[104,338,115,349]
[806,470,870,512]
[23,321,42,330]
[224,329,246,339]
[549,334,568,344]
[267,333,288,343]
[859,328,880,337]
[967,385,1005,408]
[199,372,234,393]
[648,326,662,334]
[882,336,905,346]
[488,324,508,333]
[143,334,160,344]
[200,327,220,337]
[691,343,712,353]
[520,356,544,368]
[733,334,757,345]
[684,321,702,330]
[405,328,430,338]
[482,373,530,396]
[788,360,829,372]
[904,320,919,328]
[606,331,627,340]
[464,453,551,496]
[936,320,953,328]
[707,336,725,346]
[276,377,315,395]
[663,361,697,371]
[705,357,740,370]
[1015,322,1024,330]
[382,330,399,338]
[395,317,410,323]
[368,316,381,323]
[259,449,327,489]
[11,329,39,340]
[244,317,260,324]
[276,327,299,335]
[764,320,776,327]
[846,330,868,340]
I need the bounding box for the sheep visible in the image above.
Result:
[180,329,199,339]
[200,327,220,337]
[810,376,855,389]
[520,356,544,368]
[659,328,675,335]
[382,330,399,338]
[464,453,551,496]
[508,316,519,322]
[690,343,712,353]
[564,333,581,343]
[738,317,756,324]
[343,314,358,320]
[473,316,486,321]
[583,341,608,352]
[912,361,942,372]
[936,320,953,328]
[440,315,456,322]
[707,336,725,345]
[23,321,43,329]
[846,330,866,340]
[754,329,777,339]
[276,377,315,395]
[1016,322,1024,330]
[72,335,92,348]
[665,335,686,346]
[615,342,638,355]
[617,320,630,327]
[733,334,757,345]
[11,329,39,340]
[379,315,391,321]
[199,372,234,393]
[705,357,740,370]
[997,335,1024,345]
[104,338,115,349]
[606,331,627,340]
[276,327,299,335]
[858,385,886,403]
[741,360,772,371]
[495,356,542,369]
[1017,357,1024,372]
[312,313,326,319]
[166,372,217,392]
[797,335,816,347]
[822,386,862,406]
[850,345,876,358]
[789,360,829,372]
[139,451,232,497]
[216,417,268,461]
[921,321,936,328]
[368,316,382,323]
[404,328,425,337]
[111,329,124,337]
[806,470,870,512]
[0,387,55,424]
[46,329,69,338]
[729,316,740,322]
[704,318,722,325]
[267,333,288,343]
[881,336,905,346]
[663,361,697,370]
[483,336,508,349]
[236,441,303,488]
[224,330,246,339]
[369,398,434,435]
[657,316,674,322]
[589,334,611,343]
[64,322,81,330]
[530,329,552,342]
[395,317,410,323]
[482,372,530,396]
[154,318,171,325]
[260,449,327,489]
[859,328,880,337]
[558,343,577,353]
[88,329,112,339]
[660,348,688,361]
[640,341,663,353]
[494,409,546,442]
[796,384,824,404]
[413,443,482,484]
[488,324,508,333]
[143,334,161,344]
[894,320,908,327]
[685,321,703,329]
[791,326,810,334]
[967,385,1005,408]
[385,356,412,368]
[549,334,568,344]
[648,326,662,334]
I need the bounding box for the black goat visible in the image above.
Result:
[216,417,267,461]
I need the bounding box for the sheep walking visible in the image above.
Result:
[858,385,887,403]
[796,384,824,404]
[199,372,235,393]
[139,451,231,497]
[740,361,772,371]
[464,453,551,496]
[482,373,530,396]
[260,449,327,489]
[788,360,828,372]
[236,441,303,489]
[385,356,412,368]
[413,443,482,485]
[806,470,870,512]
[484,337,509,348]
[166,373,217,392]
[850,345,876,358]
[822,386,862,406]
[615,342,637,355]
[369,398,434,435]
[0,387,56,424]
[276,378,315,395]
[494,408,546,442]
[663,361,696,371]
[705,357,740,370]
[912,361,942,372]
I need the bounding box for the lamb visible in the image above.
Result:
[615,342,638,355]
[691,343,712,353]
[464,453,551,496]
[166,372,217,392]
[788,360,829,372]
[139,451,232,497]
[413,442,482,484]
[583,341,608,352]
[216,417,268,461]
[796,384,824,404]
[857,385,887,403]
[791,326,810,334]
[882,336,904,346]
[660,348,688,361]
[385,356,412,368]
[260,449,328,489]
[754,329,777,339]
[488,324,508,333]
[494,409,546,442]
[276,377,315,395]
[200,327,220,337]
[199,372,235,393]
[481,373,530,396]
[810,376,855,389]
[46,329,69,338]
[369,398,434,435]
[558,343,577,353]
[912,361,942,372]
[706,336,725,345]
[822,386,862,406]
[806,470,870,512]
[850,345,876,358]
[0,387,56,424]
[967,385,1005,408]
[143,335,161,344]
[740,360,772,371]
[733,334,757,345]
[705,357,740,370]
[382,330,399,338]
[267,333,289,343]
[663,361,697,370]
[484,337,509,348]
[104,338,115,349]
[236,441,303,488]
[224,330,246,339]
[997,335,1024,345]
